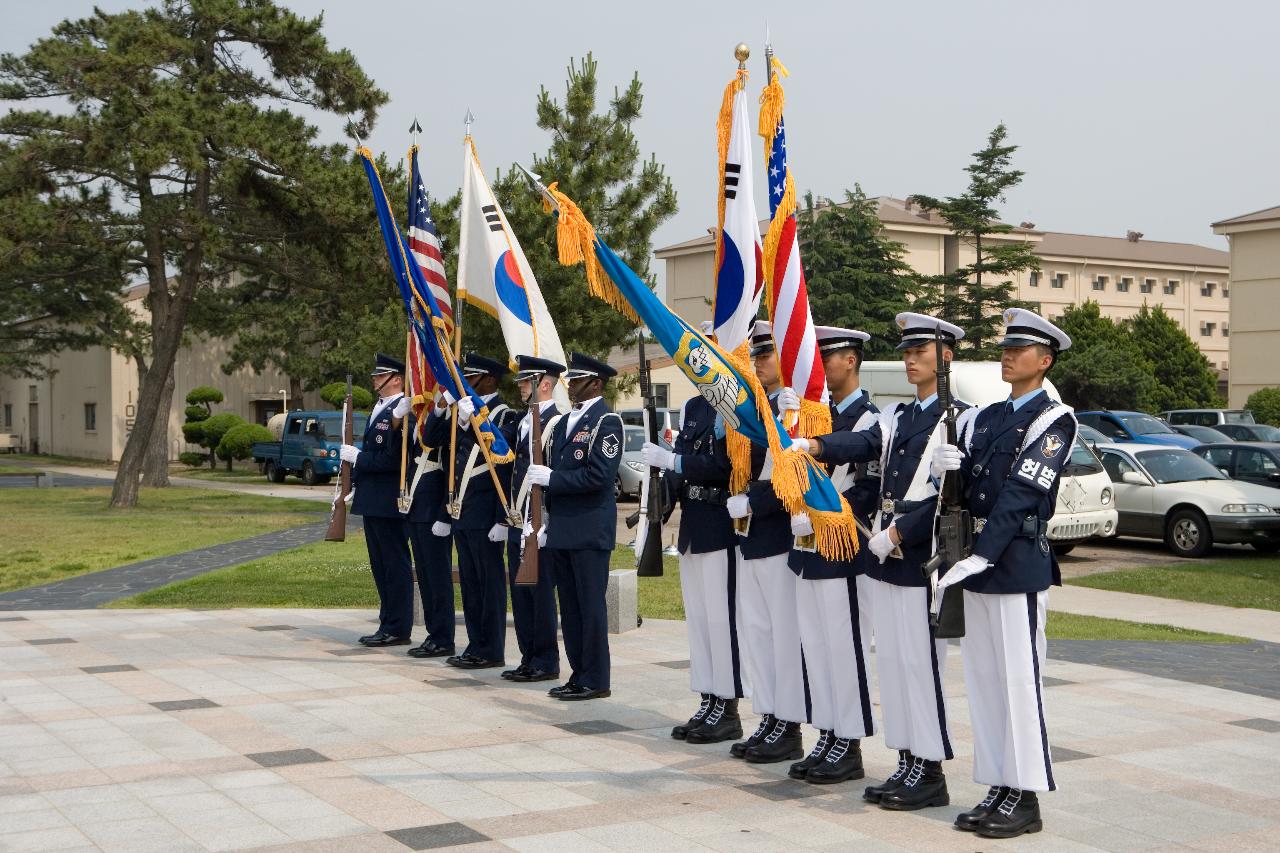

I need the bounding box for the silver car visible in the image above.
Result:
[617,425,672,500]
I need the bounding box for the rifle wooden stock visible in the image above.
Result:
[514,380,542,586]
[325,376,354,542]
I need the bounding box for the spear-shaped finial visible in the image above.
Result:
[345,118,364,148]
[464,109,475,138]
[409,117,422,146]
[764,23,774,79]
[515,162,558,212]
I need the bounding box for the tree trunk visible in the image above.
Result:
[289,375,304,414]
[141,369,174,487]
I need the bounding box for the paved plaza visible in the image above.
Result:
[2,608,1279,852]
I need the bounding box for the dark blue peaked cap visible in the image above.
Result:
[514,355,566,381]
[462,352,510,379]
[564,351,617,381]
[371,352,405,375]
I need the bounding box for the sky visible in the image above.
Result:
[5,0,1278,264]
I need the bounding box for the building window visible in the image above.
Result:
[1164,279,1180,295]
[1200,322,1216,337]
[1029,271,1040,288]
[2,404,10,429]
[1117,276,1132,293]
[1141,278,1156,294]
[29,385,37,403]
[1052,273,1067,289]
[1223,325,1230,337]
[84,403,97,432]
[1092,275,1108,292]
[1223,286,1230,298]
[653,383,670,409]
[1200,281,1217,297]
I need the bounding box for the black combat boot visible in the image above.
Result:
[879,757,949,810]
[863,750,911,803]
[672,694,711,740]
[977,789,1042,839]
[730,714,775,759]
[743,719,803,764]
[685,698,743,744]
[788,729,832,780]
[955,785,1008,832]
[804,737,864,784]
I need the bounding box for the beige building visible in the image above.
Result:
[1213,205,1280,407]
[656,196,1231,374]
[0,285,319,461]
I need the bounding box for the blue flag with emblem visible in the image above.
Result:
[357,147,514,464]
[532,180,856,559]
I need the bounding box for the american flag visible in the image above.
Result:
[407,148,453,397]
[764,109,827,413]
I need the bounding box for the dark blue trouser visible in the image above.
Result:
[361,515,413,638]
[546,547,611,690]
[455,528,507,662]
[408,521,456,649]
[506,530,560,673]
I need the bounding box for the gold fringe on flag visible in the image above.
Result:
[542,184,641,325]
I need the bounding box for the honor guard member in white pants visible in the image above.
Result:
[645,322,745,744]
[400,397,456,660]
[930,309,1075,839]
[422,353,519,669]
[339,353,414,647]
[501,355,566,683]
[785,326,880,785]
[727,321,808,764]
[526,353,623,701]
[795,313,965,811]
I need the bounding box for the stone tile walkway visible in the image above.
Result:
[2,609,1279,852]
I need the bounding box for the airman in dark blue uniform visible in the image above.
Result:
[403,417,455,660]
[525,352,622,701]
[339,353,413,647]
[931,308,1076,839]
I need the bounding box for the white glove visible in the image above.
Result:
[930,443,964,479]
[526,464,551,487]
[936,554,991,591]
[431,520,451,537]
[641,441,676,471]
[537,525,547,548]
[338,444,360,464]
[788,437,811,454]
[456,394,475,422]
[790,513,814,537]
[487,523,506,543]
[392,397,411,419]
[869,528,896,564]
[778,386,801,414]
[522,522,534,542]
[343,488,354,507]
[726,494,751,519]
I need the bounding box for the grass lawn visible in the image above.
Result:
[0,464,36,474]
[1067,557,1280,612]
[115,540,1246,643]
[1,487,326,594]
[8,452,115,469]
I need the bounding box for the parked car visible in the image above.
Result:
[1046,436,1118,555]
[1076,424,1110,447]
[1214,423,1280,442]
[1161,408,1256,427]
[1093,442,1280,556]
[1076,410,1200,449]
[1193,442,1280,491]
[1171,424,1234,444]
[617,408,680,448]
[616,425,672,499]
[252,410,368,486]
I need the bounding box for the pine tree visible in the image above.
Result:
[1128,304,1223,410]
[797,187,933,361]
[909,124,1038,359]
[0,2,385,507]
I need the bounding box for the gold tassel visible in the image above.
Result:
[797,397,832,442]
[723,341,755,494]
[543,184,641,325]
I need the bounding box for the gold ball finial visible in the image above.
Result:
[734,43,751,63]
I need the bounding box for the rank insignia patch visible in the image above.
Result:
[601,434,620,459]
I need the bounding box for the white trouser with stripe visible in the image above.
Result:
[795,575,876,739]
[736,550,807,723]
[962,589,1056,792]
[679,548,746,700]
[869,577,954,762]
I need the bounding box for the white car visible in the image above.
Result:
[1047,436,1118,555]
[1093,442,1280,557]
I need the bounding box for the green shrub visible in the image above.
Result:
[319,382,373,410]
[217,423,274,466]
[1246,388,1280,426]
[178,451,207,467]
[200,413,246,470]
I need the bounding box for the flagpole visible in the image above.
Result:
[397,328,412,513]
[446,115,467,519]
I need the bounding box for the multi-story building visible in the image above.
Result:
[1213,204,1280,407]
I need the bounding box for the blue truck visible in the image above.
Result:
[251,410,369,486]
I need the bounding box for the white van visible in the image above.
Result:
[859,361,1117,553]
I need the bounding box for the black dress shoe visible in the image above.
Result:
[358,632,383,645]
[880,757,948,810]
[977,789,1042,838]
[363,634,411,647]
[805,737,864,784]
[684,699,742,744]
[408,641,455,659]
[864,750,912,803]
[555,685,611,701]
[501,665,529,680]
[731,715,775,759]
[548,682,579,697]
[672,694,712,740]
[956,786,1008,832]
[789,730,833,780]
[510,667,558,682]
[451,656,505,670]
[744,719,803,764]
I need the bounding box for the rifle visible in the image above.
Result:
[635,335,666,577]
[922,331,968,638]
[514,375,543,586]
[325,375,354,542]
